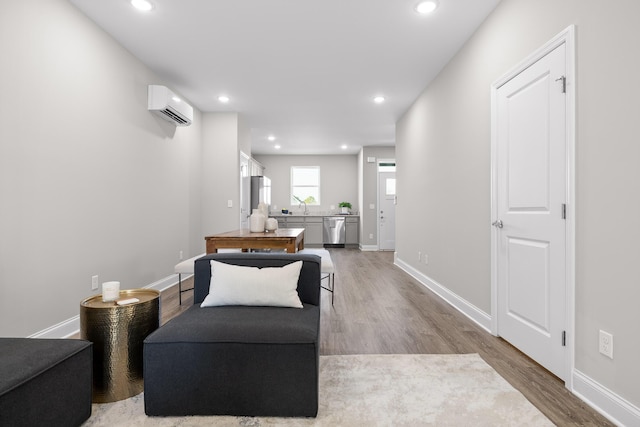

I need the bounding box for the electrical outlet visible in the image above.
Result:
[369,233,374,239]
[424,254,429,265]
[179,250,183,260]
[91,275,99,291]
[599,330,613,359]
[418,251,421,262]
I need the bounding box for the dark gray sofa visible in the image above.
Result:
[143,253,321,417]
[0,338,93,427]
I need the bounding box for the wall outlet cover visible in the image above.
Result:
[599,330,614,359]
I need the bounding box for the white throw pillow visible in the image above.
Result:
[201,260,303,308]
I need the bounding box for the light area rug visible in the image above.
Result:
[84,354,553,426]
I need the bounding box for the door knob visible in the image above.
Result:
[492,220,503,228]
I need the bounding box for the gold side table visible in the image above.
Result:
[80,289,160,403]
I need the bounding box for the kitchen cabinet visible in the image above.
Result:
[286,217,305,229]
[272,215,358,247]
[250,158,264,176]
[346,217,359,245]
[304,217,323,245]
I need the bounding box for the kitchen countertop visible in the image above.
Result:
[271,214,359,217]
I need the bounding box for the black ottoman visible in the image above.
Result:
[0,338,93,427]
[144,253,321,418]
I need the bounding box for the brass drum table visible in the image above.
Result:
[80,289,160,403]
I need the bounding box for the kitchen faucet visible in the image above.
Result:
[293,196,309,215]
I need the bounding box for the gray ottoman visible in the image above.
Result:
[0,338,93,427]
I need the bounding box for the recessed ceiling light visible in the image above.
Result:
[131,0,153,12]
[415,0,438,14]
[274,144,281,150]
[341,144,348,150]
[218,95,230,103]
[373,96,385,104]
[268,135,276,141]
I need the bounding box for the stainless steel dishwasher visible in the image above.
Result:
[323,216,346,247]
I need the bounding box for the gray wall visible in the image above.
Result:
[0,0,203,336]
[396,0,640,408]
[201,113,242,236]
[253,155,358,216]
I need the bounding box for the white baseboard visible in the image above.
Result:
[395,256,639,426]
[573,370,640,427]
[146,273,184,293]
[394,257,492,333]
[29,316,82,339]
[29,273,181,339]
[359,244,379,251]
[31,258,640,427]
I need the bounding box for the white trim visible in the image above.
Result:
[240,151,250,229]
[395,256,492,332]
[29,316,81,339]
[573,370,640,427]
[145,273,182,293]
[359,244,379,252]
[490,25,576,386]
[397,249,630,426]
[28,273,182,339]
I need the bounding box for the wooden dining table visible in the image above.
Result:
[205,228,305,254]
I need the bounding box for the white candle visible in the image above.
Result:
[102,281,120,302]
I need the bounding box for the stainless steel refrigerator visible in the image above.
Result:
[250,176,271,212]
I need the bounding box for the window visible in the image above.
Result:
[385,178,396,196]
[378,162,396,172]
[291,166,320,205]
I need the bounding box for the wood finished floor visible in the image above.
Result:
[162,249,612,426]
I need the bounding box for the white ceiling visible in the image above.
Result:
[69,0,500,155]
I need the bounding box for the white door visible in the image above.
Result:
[378,167,396,251]
[494,43,567,379]
[240,152,250,229]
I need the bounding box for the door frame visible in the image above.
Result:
[490,25,575,388]
[239,151,250,229]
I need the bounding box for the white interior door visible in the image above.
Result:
[494,43,567,380]
[378,167,396,251]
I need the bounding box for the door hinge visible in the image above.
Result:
[555,76,566,93]
[561,203,567,220]
[562,331,566,346]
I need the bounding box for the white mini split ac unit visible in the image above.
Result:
[148,85,193,126]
